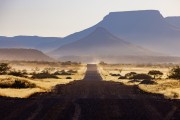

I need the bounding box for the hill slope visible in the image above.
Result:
[165,17,180,28]
[52,27,157,57]
[0,48,53,61]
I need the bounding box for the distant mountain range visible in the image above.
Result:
[51,27,158,57]
[0,36,62,52]
[0,48,53,61]
[1,10,180,63]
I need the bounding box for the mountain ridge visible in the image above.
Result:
[51,27,159,57]
[0,36,62,52]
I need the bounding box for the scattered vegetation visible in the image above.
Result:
[128,73,152,80]
[0,61,86,98]
[8,70,26,77]
[0,79,36,88]
[118,76,126,79]
[99,64,180,99]
[53,70,72,75]
[32,71,59,79]
[169,66,180,79]
[0,63,11,75]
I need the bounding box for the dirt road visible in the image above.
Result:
[0,64,180,120]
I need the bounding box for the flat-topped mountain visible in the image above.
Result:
[0,48,53,61]
[52,27,157,57]
[58,10,180,56]
[1,10,180,56]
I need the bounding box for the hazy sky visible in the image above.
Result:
[0,0,180,37]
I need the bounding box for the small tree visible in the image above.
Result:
[169,66,180,79]
[0,63,11,75]
[148,70,163,79]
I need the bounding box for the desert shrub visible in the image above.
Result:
[110,73,121,76]
[53,71,61,75]
[130,74,152,80]
[0,63,11,75]
[140,80,156,85]
[8,70,25,77]
[0,80,36,88]
[169,66,180,79]
[128,79,140,83]
[11,80,35,88]
[53,70,72,75]
[0,83,10,88]
[66,77,72,79]
[32,71,58,79]
[118,76,126,79]
[148,70,163,79]
[125,72,137,79]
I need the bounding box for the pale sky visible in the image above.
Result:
[0,0,180,37]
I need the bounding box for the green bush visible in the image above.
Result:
[169,66,180,79]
